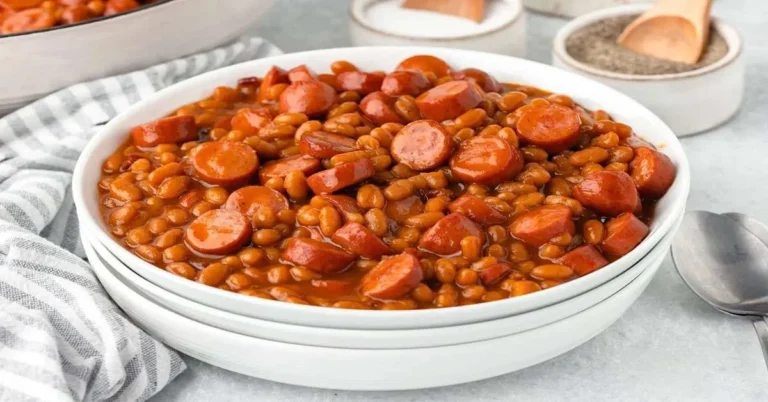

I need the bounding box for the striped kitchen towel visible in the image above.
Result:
[0,36,282,402]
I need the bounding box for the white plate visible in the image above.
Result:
[72,47,691,329]
[84,212,680,349]
[81,231,667,391]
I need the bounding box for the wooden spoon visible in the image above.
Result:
[617,0,713,64]
[401,0,485,23]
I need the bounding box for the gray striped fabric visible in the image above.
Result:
[0,37,281,402]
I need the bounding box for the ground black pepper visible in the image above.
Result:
[565,15,729,75]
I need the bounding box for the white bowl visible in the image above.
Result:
[82,229,667,391]
[72,47,691,330]
[0,0,274,114]
[552,5,745,137]
[523,0,630,18]
[83,213,681,349]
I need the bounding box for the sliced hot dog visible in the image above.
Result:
[331,222,391,259]
[130,115,197,148]
[360,91,404,126]
[224,185,289,217]
[258,155,321,184]
[384,195,424,224]
[509,204,575,247]
[381,70,430,97]
[336,71,384,95]
[360,252,424,300]
[190,140,259,186]
[390,120,454,171]
[306,158,375,194]
[601,213,650,257]
[629,147,676,198]
[477,262,513,285]
[557,245,609,276]
[298,131,358,158]
[516,103,581,153]
[448,194,506,225]
[416,80,483,122]
[419,212,484,255]
[185,209,251,255]
[282,238,355,274]
[287,64,317,83]
[230,108,271,137]
[573,171,640,216]
[258,66,288,102]
[321,194,362,216]
[396,55,452,78]
[279,80,338,117]
[449,135,524,185]
[453,68,500,93]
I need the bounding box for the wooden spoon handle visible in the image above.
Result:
[651,0,712,24]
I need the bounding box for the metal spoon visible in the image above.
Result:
[671,210,768,369]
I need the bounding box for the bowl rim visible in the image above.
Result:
[348,0,523,42]
[551,4,744,82]
[72,46,691,325]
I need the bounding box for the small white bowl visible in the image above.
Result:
[552,4,745,137]
[83,214,680,349]
[523,0,631,18]
[348,0,526,57]
[82,229,668,391]
[72,46,691,330]
[0,0,274,114]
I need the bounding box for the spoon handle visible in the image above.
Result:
[751,317,768,371]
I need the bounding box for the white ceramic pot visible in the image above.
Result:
[523,0,635,18]
[552,5,745,137]
[71,47,690,330]
[0,0,275,114]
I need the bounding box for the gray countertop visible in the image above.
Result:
[153,1,768,400]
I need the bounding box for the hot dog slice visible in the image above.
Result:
[306,158,375,194]
[419,212,484,255]
[509,205,575,247]
[601,213,650,257]
[258,66,288,102]
[557,245,609,276]
[224,186,289,217]
[477,262,513,285]
[381,70,430,97]
[287,64,317,83]
[130,115,197,148]
[231,108,271,137]
[453,68,501,93]
[331,222,391,259]
[516,103,581,153]
[449,135,524,185]
[573,171,640,216]
[360,91,404,126]
[259,155,321,184]
[390,120,454,171]
[299,131,358,158]
[185,209,251,255]
[336,71,384,95]
[448,194,506,225]
[416,80,483,122]
[282,238,355,274]
[279,80,338,117]
[360,252,424,300]
[396,55,452,78]
[190,140,259,186]
[629,147,676,198]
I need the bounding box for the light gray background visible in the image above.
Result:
[153,0,768,400]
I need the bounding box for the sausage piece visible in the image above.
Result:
[449,135,524,185]
[129,115,197,148]
[601,213,650,257]
[384,195,424,224]
[359,91,404,126]
[453,68,500,93]
[416,80,483,122]
[259,155,321,184]
[331,222,391,259]
[381,70,430,97]
[224,185,289,217]
[390,120,453,171]
[230,108,271,137]
[419,212,484,255]
[258,66,288,102]
[477,262,513,285]
[298,131,358,158]
[516,103,581,153]
[287,64,317,83]
[336,71,384,95]
[557,245,609,276]
[279,80,337,117]
[396,55,452,78]
[360,252,424,300]
[190,140,259,186]
[448,194,506,225]
[185,209,251,255]
[573,171,640,216]
[306,158,375,194]
[282,238,355,274]
[629,147,676,198]
[509,204,575,247]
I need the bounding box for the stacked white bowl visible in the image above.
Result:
[72,47,690,390]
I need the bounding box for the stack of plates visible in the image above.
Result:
[72,47,690,390]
